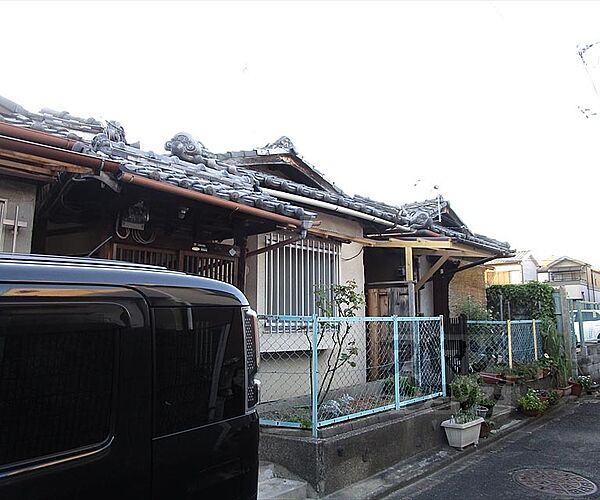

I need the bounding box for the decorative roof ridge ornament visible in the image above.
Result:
[165,132,218,164]
[263,136,296,152]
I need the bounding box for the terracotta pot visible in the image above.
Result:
[504,375,522,385]
[480,372,504,384]
[571,383,583,397]
[479,420,491,438]
[559,385,572,397]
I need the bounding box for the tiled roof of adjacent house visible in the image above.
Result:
[219,140,511,254]
[488,250,533,265]
[219,136,346,196]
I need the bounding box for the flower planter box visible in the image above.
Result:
[441,417,484,450]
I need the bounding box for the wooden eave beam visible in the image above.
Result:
[308,227,500,259]
[0,165,53,183]
[0,148,93,174]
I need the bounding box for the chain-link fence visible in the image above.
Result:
[467,320,542,372]
[257,315,444,436]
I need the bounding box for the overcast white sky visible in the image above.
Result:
[3,1,600,266]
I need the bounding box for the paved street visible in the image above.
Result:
[386,398,600,499]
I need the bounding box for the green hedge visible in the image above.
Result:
[486,282,555,325]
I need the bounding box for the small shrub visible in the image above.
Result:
[577,375,592,391]
[548,389,560,406]
[478,396,496,409]
[450,375,480,409]
[517,388,548,413]
[451,408,478,424]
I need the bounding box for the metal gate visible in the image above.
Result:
[113,244,238,286]
[444,315,468,376]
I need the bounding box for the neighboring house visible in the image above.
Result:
[484,250,540,285]
[538,256,600,302]
[219,141,512,321]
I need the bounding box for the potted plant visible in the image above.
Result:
[450,375,481,409]
[547,389,561,406]
[548,389,561,406]
[571,375,591,396]
[478,395,497,419]
[479,419,494,439]
[442,375,484,449]
[441,409,484,449]
[517,388,548,417]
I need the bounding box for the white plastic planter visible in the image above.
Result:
[441,417,484,449]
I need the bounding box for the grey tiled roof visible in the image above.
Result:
[219,136,346,195]
[0,95,512,254]
[0,97,315,222]
[0,95,105,141]
[219,138,511,255]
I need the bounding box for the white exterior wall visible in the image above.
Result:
[522,257,538,282]
[249,211,368,403]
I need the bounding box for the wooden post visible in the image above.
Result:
[405,247,414,282]
[532,320,538,361]
[367,288,381,381]
[559,286,577,377]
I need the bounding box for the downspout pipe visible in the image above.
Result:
[263,188,412,232]
[120,172,306,229]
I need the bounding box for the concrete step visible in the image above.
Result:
[258,478,308,499]
[259,461,276,482]
[258,461,309,499]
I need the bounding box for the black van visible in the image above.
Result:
[0,253,260,500]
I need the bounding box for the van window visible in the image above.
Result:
[0,304,122,468]
[154,307,245,436]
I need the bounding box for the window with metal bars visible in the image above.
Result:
[264,233,341,316]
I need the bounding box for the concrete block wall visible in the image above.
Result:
[578,344,600,381]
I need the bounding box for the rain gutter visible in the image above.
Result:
[262,188,412,232]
